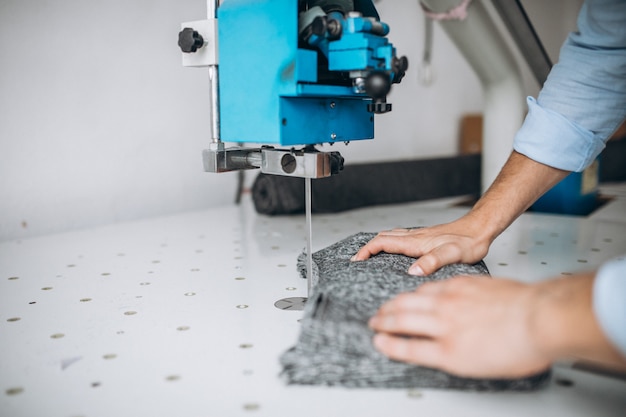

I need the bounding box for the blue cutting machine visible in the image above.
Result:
[179,0,407,178]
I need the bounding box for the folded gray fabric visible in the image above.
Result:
[280,232,551,390]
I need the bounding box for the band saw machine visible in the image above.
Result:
[178,0,408,298]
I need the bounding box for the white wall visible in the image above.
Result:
[0,0,581,241]
[0,0,237,241]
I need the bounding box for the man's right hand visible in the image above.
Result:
[351,215,492,275]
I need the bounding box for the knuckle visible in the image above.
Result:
[394,314,414,329]
[394,339,416,361]
[417,254,440,273]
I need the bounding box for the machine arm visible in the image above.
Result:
[178,0,407,178]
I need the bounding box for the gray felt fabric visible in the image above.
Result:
[280,232,551,390]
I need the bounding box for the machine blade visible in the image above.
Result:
[272,178,314,312]
[305,177,315,294]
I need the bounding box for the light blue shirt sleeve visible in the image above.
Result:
[513,0,626,172]
[593,256,626,357]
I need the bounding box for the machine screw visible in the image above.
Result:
[280,153,297,174]
[327,18,342,39]
[330,133,337,140]
[353,77,366,94]
[330,102,336,109]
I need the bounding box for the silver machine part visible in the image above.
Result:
[305,177,315,295]
[274,297,308,311]
[207,1,221,143]
[202,143,262,173]
[208,66,220,143]
[203,146,340,179]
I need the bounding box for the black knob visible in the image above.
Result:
[330,152,344,174]
[392,56,409,83]
[178,27,204,53]
[311,16,328,37]
[364,72,391,100]
[367,101,392,114]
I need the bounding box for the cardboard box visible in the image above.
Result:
[459,114,483,155]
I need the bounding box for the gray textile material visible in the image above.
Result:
[280,232,551,390]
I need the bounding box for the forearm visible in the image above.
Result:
[462,151,569,244]
[353,152,570,274]
[530,273,626,369]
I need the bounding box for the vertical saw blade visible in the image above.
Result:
[305,177,315,294]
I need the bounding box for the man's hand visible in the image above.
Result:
[368,276,551,378]
[351,217,492,276]
[369,274,626,378]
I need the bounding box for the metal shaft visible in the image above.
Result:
[208,0,220,143]
[208,66,220,144]
[305,177,314,294]
[207,0,219,18]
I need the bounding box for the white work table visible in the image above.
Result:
[2,184,626,417]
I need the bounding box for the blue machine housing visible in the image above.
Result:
[218,0,395,146]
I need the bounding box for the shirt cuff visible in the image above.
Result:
[593,257,626,357]
[513,97,606,172]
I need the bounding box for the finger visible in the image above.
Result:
[351,235,388,261]
[415,280,448,295]
[407,261,425,276]
[369,311,443,338]
[373,333,444,368]
[408,243,464,275]
[376,292,438,315]
[352,235,424,261]
[351,243,381,261]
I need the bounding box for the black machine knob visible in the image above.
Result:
[178,27,204,53]
[392,56,409,83]
[364,72,391,100]
[364,72,392,114]
[367,101,392,113]
[329,152,345,175]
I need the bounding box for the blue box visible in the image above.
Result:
[532,159,600,216]
[218,0,374,146]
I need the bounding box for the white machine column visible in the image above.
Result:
[421,0,525,192]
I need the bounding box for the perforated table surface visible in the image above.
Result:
[2,184,626,417]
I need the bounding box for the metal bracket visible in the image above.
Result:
[202,145,344,179]
[180,19,218,67]
[202,143,261,173]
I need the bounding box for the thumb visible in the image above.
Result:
[408,244,463,276]
[408,256,436,276]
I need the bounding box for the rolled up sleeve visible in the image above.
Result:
[514,0,626,172]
